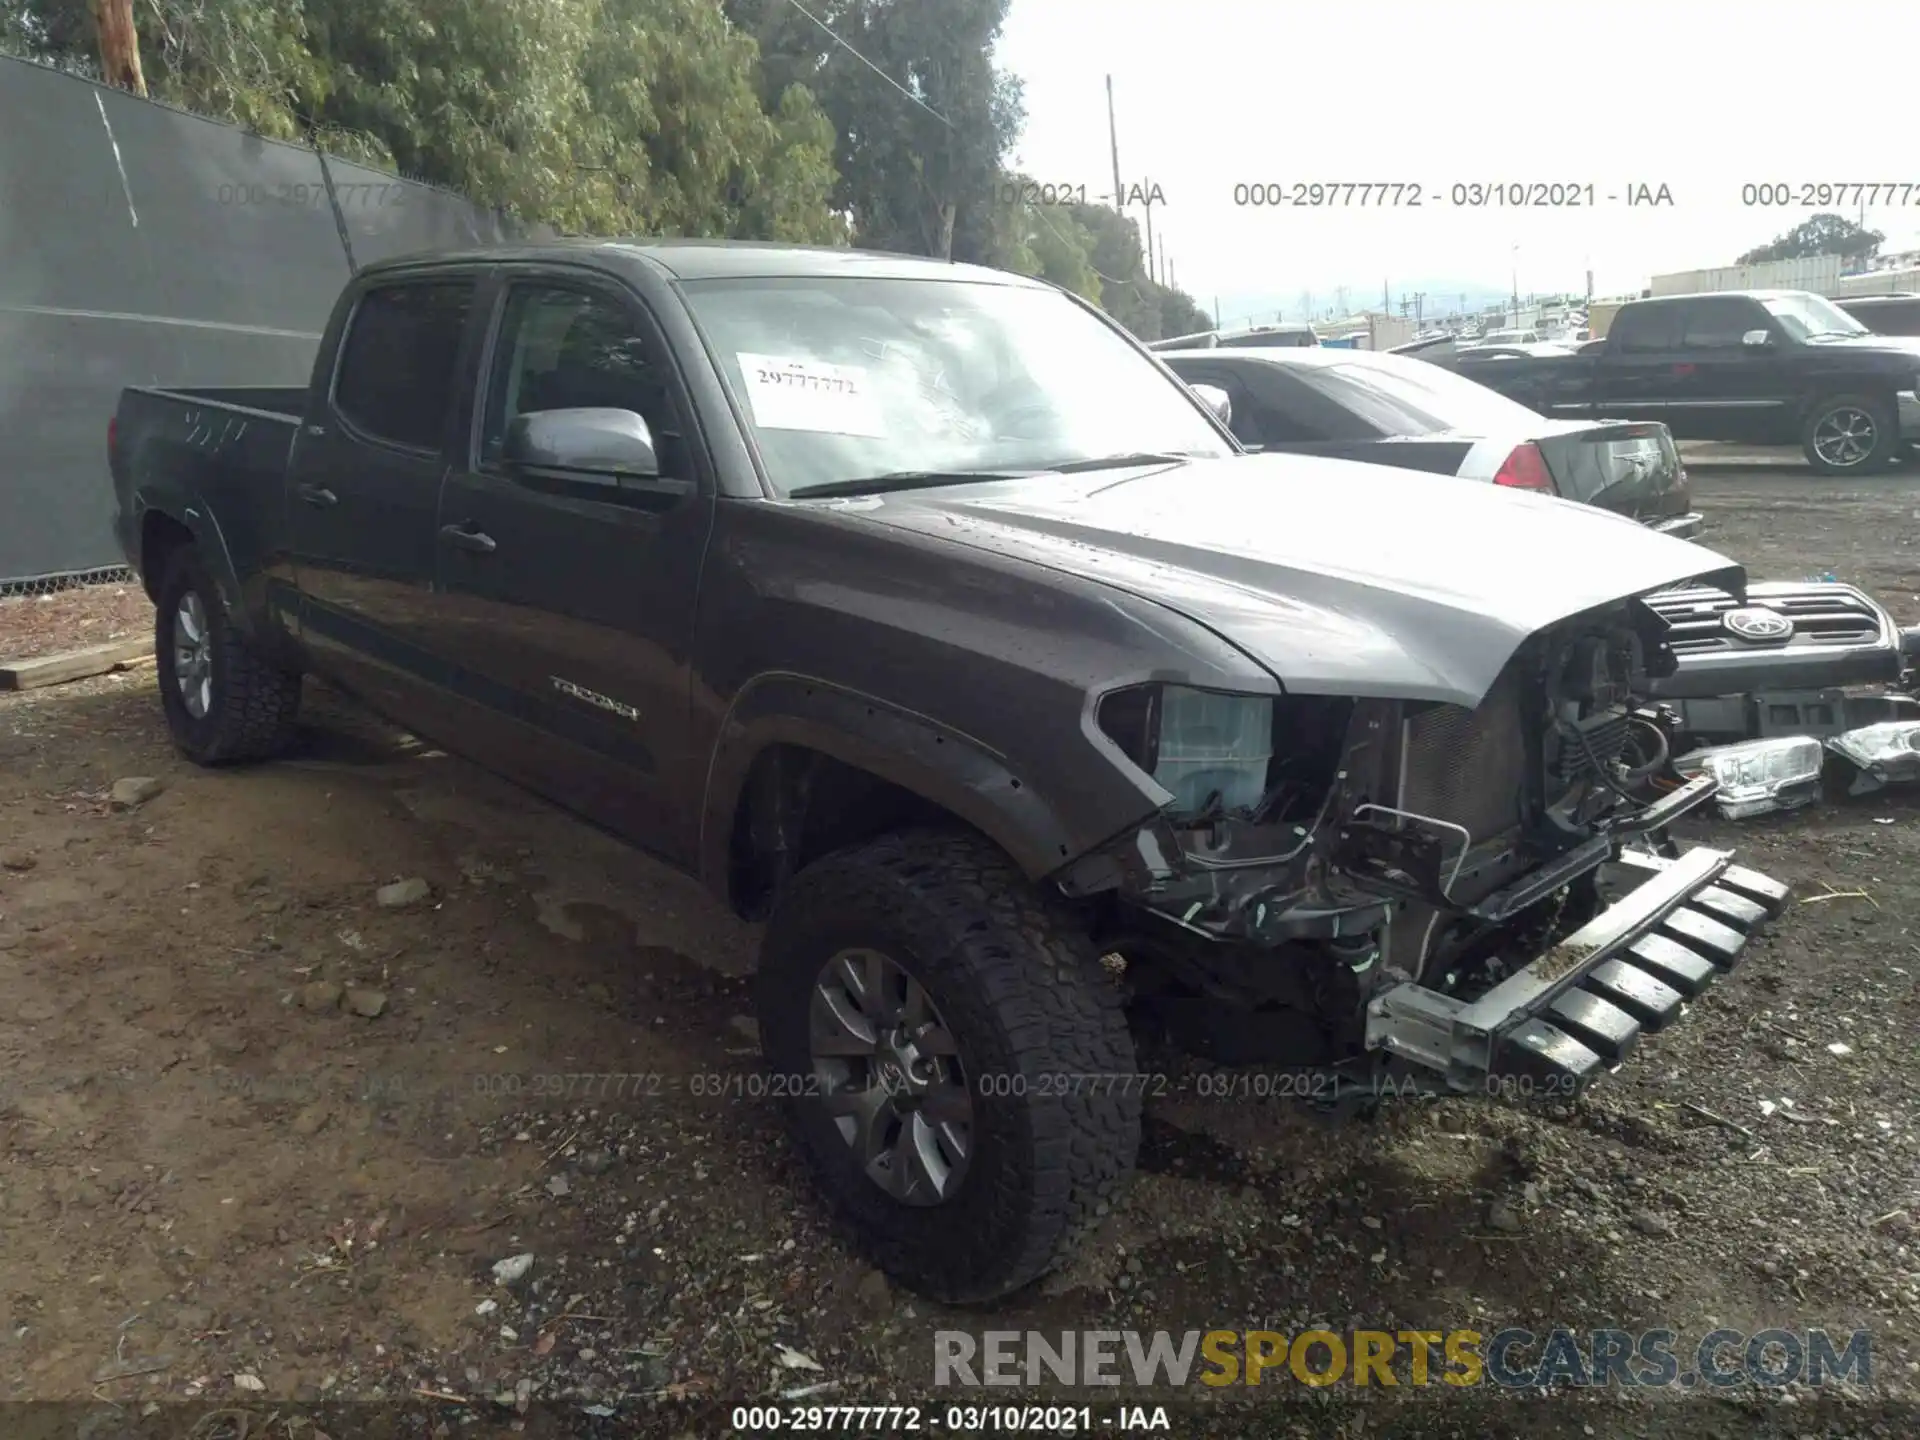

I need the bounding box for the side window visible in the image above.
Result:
[1610,304,1680,354]
[333,281,475,451]
[1252,369,1377,442]
[1679,297,1764,349]
[479,284,685,475]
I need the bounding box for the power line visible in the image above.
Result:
[779,0,953,128]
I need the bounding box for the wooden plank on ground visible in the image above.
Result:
[0,638,152,691]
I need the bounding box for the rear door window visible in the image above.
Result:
[1677,296,1764,349]
[1609,304,1682,354]
[333,281,476,452]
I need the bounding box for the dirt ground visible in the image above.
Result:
[2,467,1918,1439]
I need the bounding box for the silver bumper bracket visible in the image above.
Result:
[1364,846,1791,1094]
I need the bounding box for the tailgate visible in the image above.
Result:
[1534,421,1692,525]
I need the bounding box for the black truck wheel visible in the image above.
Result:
[1801,394,1897,474]
[154,547,302,765]
[756,828,1141,1304]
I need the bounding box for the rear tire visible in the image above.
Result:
[154,547,302,765]
[756,828,1140,1304]
[1801,393,1897,474]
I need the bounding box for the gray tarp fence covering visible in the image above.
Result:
[0,55,547,586]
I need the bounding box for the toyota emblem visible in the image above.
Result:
[1723,606,1793,641]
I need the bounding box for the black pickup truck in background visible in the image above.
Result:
[1439,289,1920,473]
[110,240,1814,1304]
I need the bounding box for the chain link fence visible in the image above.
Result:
[0,565,135,599]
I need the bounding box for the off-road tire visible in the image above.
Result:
[1801,393,1897,474]
[154,547,302,765]
[757,828,1141,1304]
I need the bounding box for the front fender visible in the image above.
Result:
[697,673,1150,894]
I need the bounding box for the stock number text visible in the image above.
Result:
[1742,182,1920,207]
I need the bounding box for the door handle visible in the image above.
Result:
[295,483,337,507]
[439,523,497,554]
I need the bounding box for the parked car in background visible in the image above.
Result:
[112,239,1793,1304]
[1836,293,1920,337]
[1473,328,1541,346]
[1160,345,1701,533]
[1147,323,1318,352]
[1435,290,1920,473]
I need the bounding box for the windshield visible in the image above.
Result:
[1293,354,1548,434]
[1761,293,1871,341]
[678,276,1234,495]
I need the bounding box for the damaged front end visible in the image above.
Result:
[1060,595,1793,1096]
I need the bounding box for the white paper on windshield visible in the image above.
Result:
[735,353,884,436]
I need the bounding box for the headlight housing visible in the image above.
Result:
[1098,684,1273,816]
[1826,720,1920,789]
[1674,737,1824,819]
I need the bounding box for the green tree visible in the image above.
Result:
[725,0,1022,262]
[2,0,842,239]
[1738,212,1884,266]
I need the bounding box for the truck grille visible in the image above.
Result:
[1644,584,1884,655]
[1399,665,1529,846]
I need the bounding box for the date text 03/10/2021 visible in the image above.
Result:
[728,1404,1173,1433]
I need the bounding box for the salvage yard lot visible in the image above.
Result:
[1,467,1917,1436]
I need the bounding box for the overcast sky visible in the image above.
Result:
[995,0,1920,320]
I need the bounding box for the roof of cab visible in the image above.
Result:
[357,238,1041,286]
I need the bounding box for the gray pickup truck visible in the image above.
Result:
[112,240,1794,1303]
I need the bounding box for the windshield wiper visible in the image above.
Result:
[1040,451,1197,473]
[787,468,1035,499]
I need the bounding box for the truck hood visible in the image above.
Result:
[1806,333,1920,362]
[843,453,1746,708]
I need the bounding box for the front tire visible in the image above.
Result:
[154,547,302,765]
[756,829,1141,1304]
[1801,393,1897,474]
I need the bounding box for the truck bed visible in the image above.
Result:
[111,387,305,594]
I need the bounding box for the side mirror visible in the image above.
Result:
[1190,383,1232,426]
[504,407,658,476]
[1741,329,1772,347]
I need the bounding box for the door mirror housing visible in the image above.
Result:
[1190,383,1232,426]
[1741,328,1773,347]
[504,407,658,477]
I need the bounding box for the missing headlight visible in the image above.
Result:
[1097,685,1273,817]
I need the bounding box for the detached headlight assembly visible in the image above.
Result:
[1826,720,1920,791]
[1097,685,1273,817]
[1674,737,1824,819]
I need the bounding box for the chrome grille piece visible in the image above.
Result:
[1645,583,1884,655]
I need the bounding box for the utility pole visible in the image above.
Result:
[1510,245,1520,326]
[1143,199,1158,285]
[1335,285,1349,317]
[1105,76,1124,216]
[1213,297,1221,327]
[92,0,146,95]
[1382,280,1390,314]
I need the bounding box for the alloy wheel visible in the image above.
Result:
[1812,407,1877,468]
[173,591,214,719]
[808,947,972,1204]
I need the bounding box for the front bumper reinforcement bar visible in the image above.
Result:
[1364,845,1791,1093]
